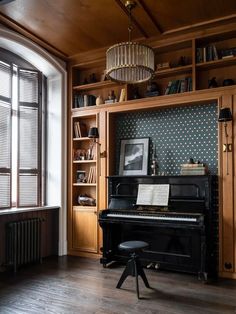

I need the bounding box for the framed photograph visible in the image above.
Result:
[76,170,86,183]
[119,138,149,175]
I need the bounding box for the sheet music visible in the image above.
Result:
[136,184,170,206]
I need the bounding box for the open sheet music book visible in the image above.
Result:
[136,184,170,206]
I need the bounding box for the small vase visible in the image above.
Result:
[96,95,103,106]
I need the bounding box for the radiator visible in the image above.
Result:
[6,218,43,272]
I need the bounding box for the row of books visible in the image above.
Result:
[74,121,87,138]
[180,163,208,175]
[196,45,218,63]
[87,166,96,183]
[165,77,192,95]
[74,94,96,108]
[196,45,236,63]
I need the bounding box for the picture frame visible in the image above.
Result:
[76,170,86,183]
[119,138,149,175]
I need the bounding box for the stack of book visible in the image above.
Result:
[73,121,87,138]
[180,163,207,175]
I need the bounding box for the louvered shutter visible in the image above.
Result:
[18,68,42,207]
[0,61,12,208]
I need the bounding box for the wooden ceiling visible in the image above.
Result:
[0,0,236,60]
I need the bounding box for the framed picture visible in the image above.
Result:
[76,170,86,183]
[119,138,149,175]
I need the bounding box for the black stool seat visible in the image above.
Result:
[116,240,150,299]
[118,241,149,252]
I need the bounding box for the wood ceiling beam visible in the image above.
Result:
[136,0,163,34]
[0,13,68,61]
[114,0,149,38]
[163,14,236,35]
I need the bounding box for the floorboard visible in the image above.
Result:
[0,256,236,314]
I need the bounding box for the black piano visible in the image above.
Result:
[99,175,216,281]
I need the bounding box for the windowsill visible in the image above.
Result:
[0,205,60,216]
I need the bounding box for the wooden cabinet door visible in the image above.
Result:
[72,207,98,253]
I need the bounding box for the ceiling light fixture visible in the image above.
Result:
[106,0,155,84]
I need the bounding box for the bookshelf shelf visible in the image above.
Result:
[196,56,236,70]
[73,183,97,187]
[155,64,192,78]
[73,137,90,141]
[73,205,97,211]
[73,80,118,91]
[73,160,96,164]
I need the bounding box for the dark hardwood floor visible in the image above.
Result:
[0,256,236,314]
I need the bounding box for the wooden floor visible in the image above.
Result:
[0,256,236,314]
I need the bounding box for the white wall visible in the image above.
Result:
[0,26,67,256]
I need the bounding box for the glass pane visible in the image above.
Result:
[19,106,38,169]
[18,175,38,207]
[0,61,11,99]
[19,69,38,103]
[0,101,11,168]
[0,174,10,208]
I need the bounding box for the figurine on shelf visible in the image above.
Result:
[89,73,97,83]
[208,77,218,88]
[151,144,158,176]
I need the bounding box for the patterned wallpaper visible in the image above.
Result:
[115,103,218,175]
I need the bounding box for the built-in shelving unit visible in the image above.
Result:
[68,23,236,278]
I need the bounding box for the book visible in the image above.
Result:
[119,88,126,102]
[136,184,170,206]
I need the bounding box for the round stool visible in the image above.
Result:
[116,241,150,299]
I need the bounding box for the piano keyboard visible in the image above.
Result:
[107,212,201,223]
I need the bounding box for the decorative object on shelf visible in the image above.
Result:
[208,77,218,88]
[156,62,170,71]
[150,144,158,176]
[96,95,104,106]
[76,170,86,183]
[105,1,154,84]
[223,79,234,86]
[132,86,141,99]
[88,127,106,158]
[74,149,86,161]
[78,194,96,206]
[146,81,159,97]
[177,56,187,66]
[105,90,117,104]
[218,107,233,175]
[89,73,97,83]
[119,138,149,175]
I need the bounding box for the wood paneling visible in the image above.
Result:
[0,0,236,57]
[72,207,98,253]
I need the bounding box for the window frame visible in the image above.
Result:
[0,48,46,209]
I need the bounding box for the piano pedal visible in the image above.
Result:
[155,263,160,269]
[147,263,154,269]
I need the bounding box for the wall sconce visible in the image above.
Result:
[218,107,233,175]
[88,127,106,158]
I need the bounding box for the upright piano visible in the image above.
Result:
[99,175,216,281]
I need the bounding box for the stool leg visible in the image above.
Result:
[136,258,150,288]
[134,258,140,299]
[116,258,133,289]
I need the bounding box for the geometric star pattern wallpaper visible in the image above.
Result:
[115,103,218,175]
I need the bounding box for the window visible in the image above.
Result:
[0,52,45,209]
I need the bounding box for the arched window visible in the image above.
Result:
[0,48,46,208]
